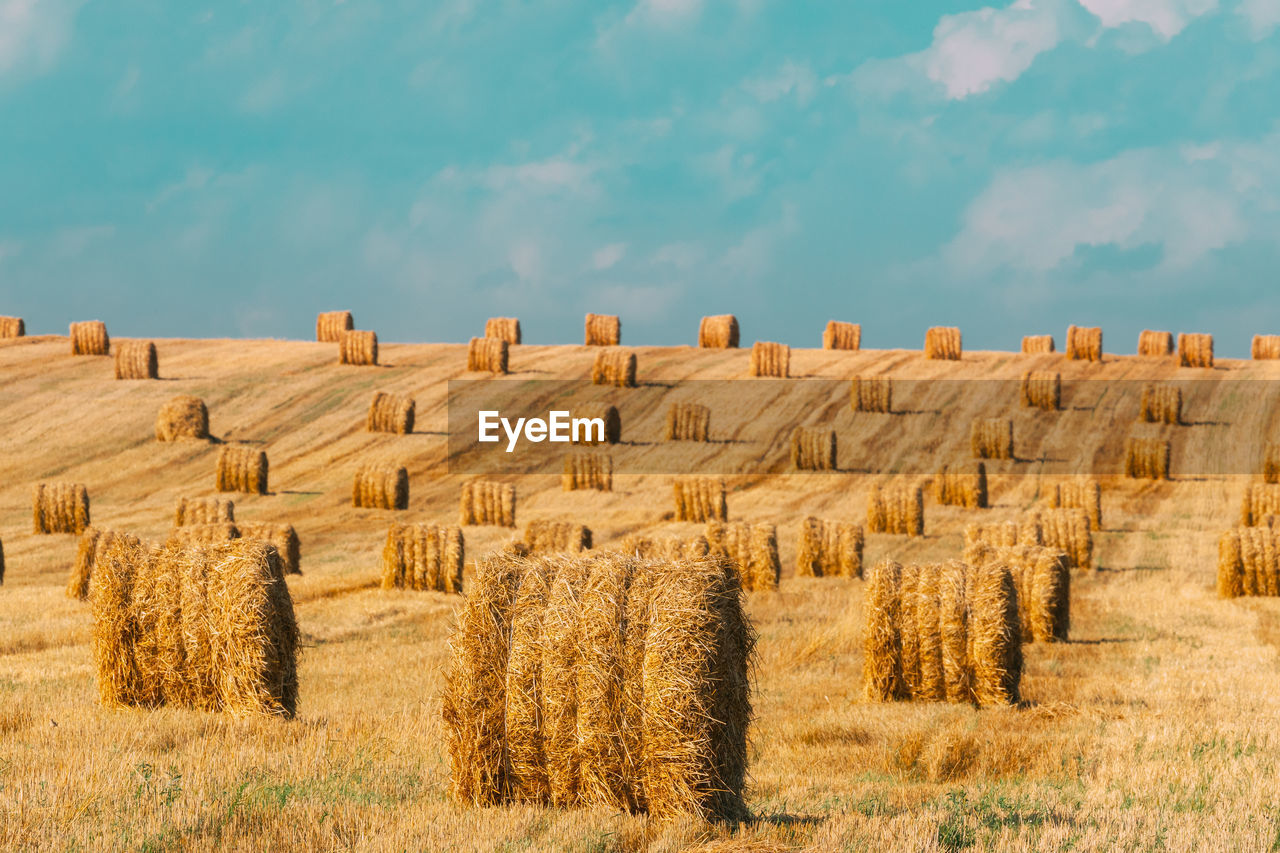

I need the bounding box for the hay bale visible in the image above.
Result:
[1066,325,1102,362]
[1253,335,1280,360]
[698,315,739,349]
[460,480,517,527]
[585,313,621,346]
[485,317,522,345]
[468,337,509,374]
[790,427,836,471]
[592,349,637,388]
[522,520,592,554]
[70,320,109,355]
[338,329,378,366]
[617,534,710,561]
[1026,507,1093,570]
[571,403,621,445]
[705,521,780,591]
[1139,383,1182,425]
[155,396,209,441]
[542,559,587,806]
[673,478,727,523]
[1241,483,1280,527]
[664,402,710,442]
[1217,527,1280,598]
[1124,436,1170,480]
[1049,480,1102,530]
[862,559,904,701]
[32,482,90,534]
[174,497,234,527]
[352,463,409,510]
[0,316,24,338]
[1020,335,1054,354]
[966,561,1022,706]
[1020,371,1060,411]
[970,418,1013,460]
[216,446,268,495]
[381,523,463,592]
[749,341,790,378]
[934,462,988,509]
[238,522,302,575]
[924,326,961,360]
[367,391,415,434]
[850,376,892,413]
[1138,330,1173,357]
[1265,443,1280,485]
[823,321,861,351]
[165,523,240,550]
[794,517,863,578]
[1178,333,1214,368]
[966,543,1069,643]
[316,310,353,342]
[866,484,924,536]
[562,451,612,491]
[113,340,158,380]
[0,535,4,585]
[67,528,139,600]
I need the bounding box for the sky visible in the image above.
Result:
[1,0,1278,354]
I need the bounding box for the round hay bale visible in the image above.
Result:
[156,396,209,442]
[114,340,158,380]
[698,315,739,348]
[69,320,109,356]
[316,310,353,342]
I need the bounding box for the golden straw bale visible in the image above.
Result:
[485,317,522,345]
[850,376,892,413]
[165,523,240,550]
[749,341,790,378]
[705,521,780,591]
[970,418,1013,460]
[1139,383,1182,425]
[1066,325,1102,362]
[1265,443,1280,485]
[522,520,592,554]
[823,321,861,351]
[1240,483,1280,527]
[1124,436,1170,480]
[1049,479,1102,530]
[592,349,637,388]
[352,463,409,510]
[380,523,463,592]
[562,450,613,491]
[542,559,587,806]
[113,340,157,380]
[504,559,557,804]
[32,482,90,534]
[69,320,109,355]
[866,484,924,536]
[1252,335,1280,360]
[459,480,517,527]
[924,326,961,360]
[571,402,621,445]
[934,462,988,509]
[966,561,1022,706]
[862,559,904,701]
[790,427,836,471]
[585,313,621,346]
[216,446,268,495]
[1138,330,1173,357]
[962,520,1044,565]
[617,534,710,561]
[155,396,209,441]
[367,391,415,434]
[1178,333,1214,368]
[174,497,234,527]
[698,315,739,348]
[67,528,139,601]
[1020,335,1054,354]
[966,543,1070,643]
[794,517,864,578]
[673,477,727,523]
[237,522,302,575]
[315,310,353,342]
[467,337,509,374]
[664,402,710,441]
[338,329,378,365]
[0,316,24,338]
[1020,371,1060,411]
[1026,508,1092,570]
[0,535,4,585]
[1217,527,1280,598]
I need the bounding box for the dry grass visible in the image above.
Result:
[823,321,861,351]
[1066,325,1102,362]
[1049,479,1102,530]
[673,477,727,522]
[1178,333,1214,368]
[1020,371,1060,411]
[970,418,1013,460]
[571,402,622,446]
[237,522,302,575]
[967,543,1070,642]
[459,480,517,527]
[749,342,790,378]
[1252,335,1280,360]
[1138,329,1173,357]
[1124,435,1170,480]
[795,517,863,578]
[69,320,109,355]
[592,349,637,388]
[155,395,209,441]
[1020,335,1054,354]
[935,462,988,509]
[338,330,378,366]
[698,315,739,348]
[705,521,780,591]
[0,315,24,338]
[867,484,924,536]
[381,524,463,592]
[521,520,593,554]
[850,376,892,413]
[485,317,522,345]
[1139,383,1182,425]
[174,497,234,527]
[352,464,409,510]
[1027,507,1093,570]
[467,337,509,374]
[664,402,710,441]
[790,427,836,471]
[32,482,90,534]
[562,450,613,491]
[1240,483,1280,527]
[315,310,353,342]
[216,446,269,495]
[924,326,961,360]
[367,391,415,434]
[114,340,158,380]
[584,314,621,346]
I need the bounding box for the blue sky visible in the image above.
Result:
[1,0,1278,354]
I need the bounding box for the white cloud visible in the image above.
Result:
[147,167,214,212]
[0,0,84,76]
[591,243,627,271]
[626,0,703,27]
[743,60,818,105]
[1238,0,1280,38]
[652,242,704,269]
[508,239,542,281]
[701,145,760,200]
[1077,0,1217,39]
[481,158,597,195]
[239,73,289,114]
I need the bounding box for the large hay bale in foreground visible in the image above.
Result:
[216,446,268,495]
[114,340,158,380]
[468,337,509,374]
[1124,436,1170,480]
[585,313,621,346]
[971,418,1013,460]
[70,320,109,355]
[174,496,234,527]
[698,315,739,349]
[795,517,863,578]
[316,310,353,342]
[664,402,710,441]
[1218,527,1280,598]
[1066,325,1102,362]
[1020,371,1060,411]
[367,391,415,434]
[1138,329,1173,357]
[32,483,90,534]
[592,349,637,388]
[1252,335,1280,361]
[790,427,836,471]
[1241,483,1280,527]
[571,403,621,445]
[823,321,861,351]
[1049,480,1102,530]
[924,327,961,360]
[155,396,209,441]
[749,341,790,378]
[562,450,612,491]
[1026,508,1093,570]
[91,538,298,716]
[617,534,709,562]
[851,376,892,413]
[1021,335,1054,354]
[442,552,753,821]
[485,317,522,345]
[353,464,409,510]
[165,523,240,550]
[1139,383,1182,425]
[67,528,139,600]
[0,316,24,338]
[338,330,378,365]
[1178,333,1214,368]
[237,522,302,575]
[460,480,517,527]
[966,543,1069,643]
[673,477,727,523]
[934,462,988,509]
[867,485,924,536]
[862,558,1021,706]
[522,520,592,554]
[381,524,462,592]
[705,521,780,591]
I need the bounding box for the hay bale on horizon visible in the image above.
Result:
[367,391,415,434]
[1049,479,1102,530]
[790,427,836,471]
[316,310,353,342]
[1020,371,1060,411]
[823,321,861,351]
[468,337,509,374]
[562,450,612,491]
[352,463,409,510]
[238,522,302,575]
[867,484,924,537]
[155,396,209,442]
[592,349,637,388]
[705,520,780,591]
[174,497,234,527]
[749,341,790,378]
[664,402,710,441]
[381,523,462,592]
[460,480,517,527]
[114,340,158,380]
[966,543,1070,643]
[935,462,988,509]
[851,376,892,413]
[522,520,592,554]
[1021,335,1054,354]
[1124,436,1170,480]
[585,313,621,347]
[698,315,739,349]
[0,316,25,338]
[924,326,961,360]
[795,517,863,578]
[1241,483,1280,527]
[338,329,378,366]
[1066,325,1102,362]
[1027,507,1093,570]
[673,477,727,523]
[67,528,139,601]
[485,317,522,345]
[1139,383,1182,425]
[1252,335,1280,361]
[216,446,268,495]
[32,482,90,534]
[1138,330,1173,357]
[70,320,109,355]
[571,402,621,445]
[971,418,1013,460]
[1178,333,1214,368]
